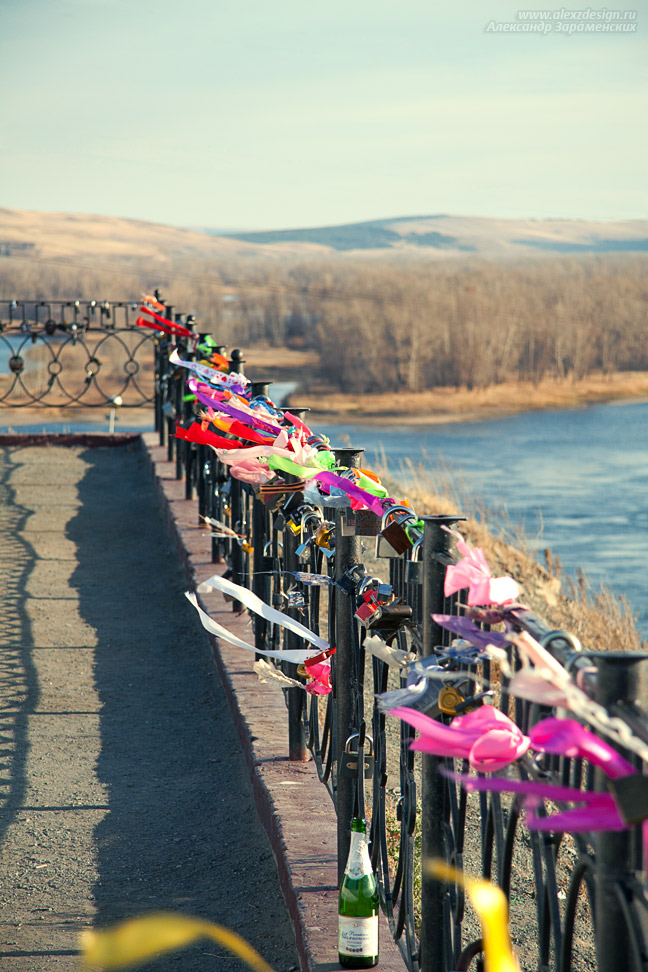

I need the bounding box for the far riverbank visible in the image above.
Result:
[285,370,648,427]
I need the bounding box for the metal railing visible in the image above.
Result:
[155,326,648,972]
[0,298,158,407]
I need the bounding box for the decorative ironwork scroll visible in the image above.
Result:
[0,300,155,407]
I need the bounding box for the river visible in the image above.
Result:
[315,400,648,638]
[1,392,646,636]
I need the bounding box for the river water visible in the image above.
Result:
[1,385,646,636]
[315,400,648,638]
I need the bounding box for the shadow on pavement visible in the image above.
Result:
[67,443,299,972]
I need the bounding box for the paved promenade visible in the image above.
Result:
[0,441,301,971]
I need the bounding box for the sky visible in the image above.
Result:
[1,0,646,230]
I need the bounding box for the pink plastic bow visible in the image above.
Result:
[443,528,520,606]
[304,659,332,696]
[390,704,530,772]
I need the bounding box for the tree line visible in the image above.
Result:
[1,252,647,393]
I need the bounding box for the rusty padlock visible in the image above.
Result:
[339,733,375,779]
[376,505,418,558]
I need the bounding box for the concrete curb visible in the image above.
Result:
[140,432,406,972]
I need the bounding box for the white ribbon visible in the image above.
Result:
[196,573,330,651]
[364,634,416,669]
[254,659,304,689]
[185,592,322,663]
[170,348,249,389]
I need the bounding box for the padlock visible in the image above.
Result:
[376,505,418,558]
[405,537,423,584]
[340,507,382,537]
[315,523,335,552]
[438,685,465,715]
[286,516,302,536]
[453,690,494,715]
[608,774,648,825]
[336,564,366,596]
[295,537,313,562]
[355,599,380,625]
[339,733,375,779]
[363,601,412,633]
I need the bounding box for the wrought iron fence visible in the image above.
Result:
[0,298,160,407]
[161,327,648,972]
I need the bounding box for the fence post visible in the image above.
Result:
[595,654,644,972]
[228,349,246,612]
[283,522,308,761]
[334,446,364,886]
[420,514,464,972]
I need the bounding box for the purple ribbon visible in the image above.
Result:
[313,471,389,517]
[188,379,282,436]
[432,614,511,652]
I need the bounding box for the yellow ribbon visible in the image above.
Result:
[426,860,520,972]
[81,912,276,972]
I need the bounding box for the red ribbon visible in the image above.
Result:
[175,423,246,450]
[137,306,194,338]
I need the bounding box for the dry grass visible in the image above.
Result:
[378,456,644,653]
[293,371,648,426]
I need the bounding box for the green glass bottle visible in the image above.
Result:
[338,817,379,968]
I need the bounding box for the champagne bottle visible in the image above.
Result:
[338,817,379,968]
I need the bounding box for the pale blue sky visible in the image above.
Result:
[1,0,646,229]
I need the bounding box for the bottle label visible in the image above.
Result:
[345,831,372,879]
[339,916,379,957]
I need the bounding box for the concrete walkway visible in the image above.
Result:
[0,441,301,971]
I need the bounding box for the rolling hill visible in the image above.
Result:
[214,214,648,256]
[1,207,647,265]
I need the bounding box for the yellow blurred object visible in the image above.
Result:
[81,913,276,972]
[241,541,254,554]
[426,861,520,972]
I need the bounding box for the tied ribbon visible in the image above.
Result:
[389,704,530,772]
[137,306,195,338]
[432,614,511,652]
[170,348,249,391]
[188,379,283,436]
[185,592,323,664]
[444,527,520,606]
[175,423,247,451]
[196,574,329,652]
[445,771,629,833]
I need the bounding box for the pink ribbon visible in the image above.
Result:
[389,704,530,772]
[446,771,628,832]
[304,659,332,696]
[530,717,635,779]
[444,529,520,606]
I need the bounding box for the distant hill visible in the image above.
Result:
[0,208,326,264]
[213,214,648,257]
[1,208,647,267]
